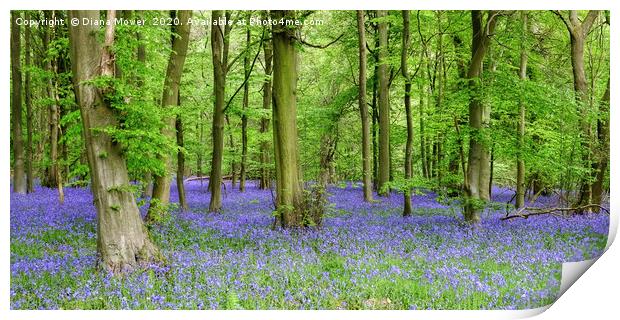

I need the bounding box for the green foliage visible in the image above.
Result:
[225,289,242,310]
[13,9,610,212]
[146,199,178,226]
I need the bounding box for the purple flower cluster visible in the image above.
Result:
[10,180,608,310]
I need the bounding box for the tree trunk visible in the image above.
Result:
[448,34,467,192]
[560,10,600,209]
[68,10,160,272]
[516,12,528,209]
[196,114,205,191]
[463,11,497,223]
[11,11,26,194]
[147,10,191,219]
[357,11,374,202]
[24,11,34,193]
[591,13,610,211]
[240,28,251,192]
[371,64,379,191]
[419,77,428,179]
[259,19,273,190]
[376,10,390,197]
[401,11,414,217]
[319,131,337,186]
[43,11,61,190]
[226,115,237,189]
[271,10,305,228]
[435,13,446,189]
[488,143,494,198]
[209,10,227,212]
[591,77,610,211]
[176,113,188,211]
[133,11,152,197]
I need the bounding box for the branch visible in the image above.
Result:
[582,10,601,35]
[223,30,265,113]
[101,10,117,77]
[569,10,580,28]
[552,10,574,35]
[366,41,376,57]
[226,38,266,71]
[501,204,609,221]
[296,33,344,49]
[486,11,501,36]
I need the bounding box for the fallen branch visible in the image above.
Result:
[501,204,610,221]
[184,175,232,182]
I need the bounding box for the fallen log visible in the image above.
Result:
[184,175,232,182]
[501,204,610,221]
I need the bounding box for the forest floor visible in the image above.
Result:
[10,180,608,310]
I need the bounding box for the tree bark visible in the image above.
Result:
[371,62,379,191]
[419,64,429,180]
[357,11,374,202]
[24,11,34,193]
[376,10,390,197]
[401,11,414,216]
[435,13,446,189]
[271,10,305,228]
[196,113,205,190]
[516,11,528,209]
[11,11,26,194]
[240,28,251,192]
[176,113,188,211]
[41,11,61,190]
[591,77,609,211]
[566,11,599,208]
[591,13,610,211]
[209,10,227,212]
[463,10,497,223]
[259,16,273,190]
[319,130,337,186]
[68,10,160,272]
[147,10,192,219]
[226,115,237,189]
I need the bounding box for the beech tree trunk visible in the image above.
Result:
[240,28,250,192]
[319,125,337,186]
[11,11,26,194]
[357,11,374,202]
[259,18,273,190]
[24,11,34,193]
[376,10,390,197]
[68,10,160,272]
[401,10,414,216]
[591,77,610,211]
[463,11,497,223]
[136,12,152,198]
[41,11,60,189]
[436,25,446,189]
[209,10,227,212]
[418,64,429,180]
[591,13,610,211]
[196,114,205,190]
[371,62,379,191]
[560,10,600,209]
[271,10,305,228]
[147,10,191,219]
[516,12,528,209]
[176,113,188,211]
[226,114,237,189]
